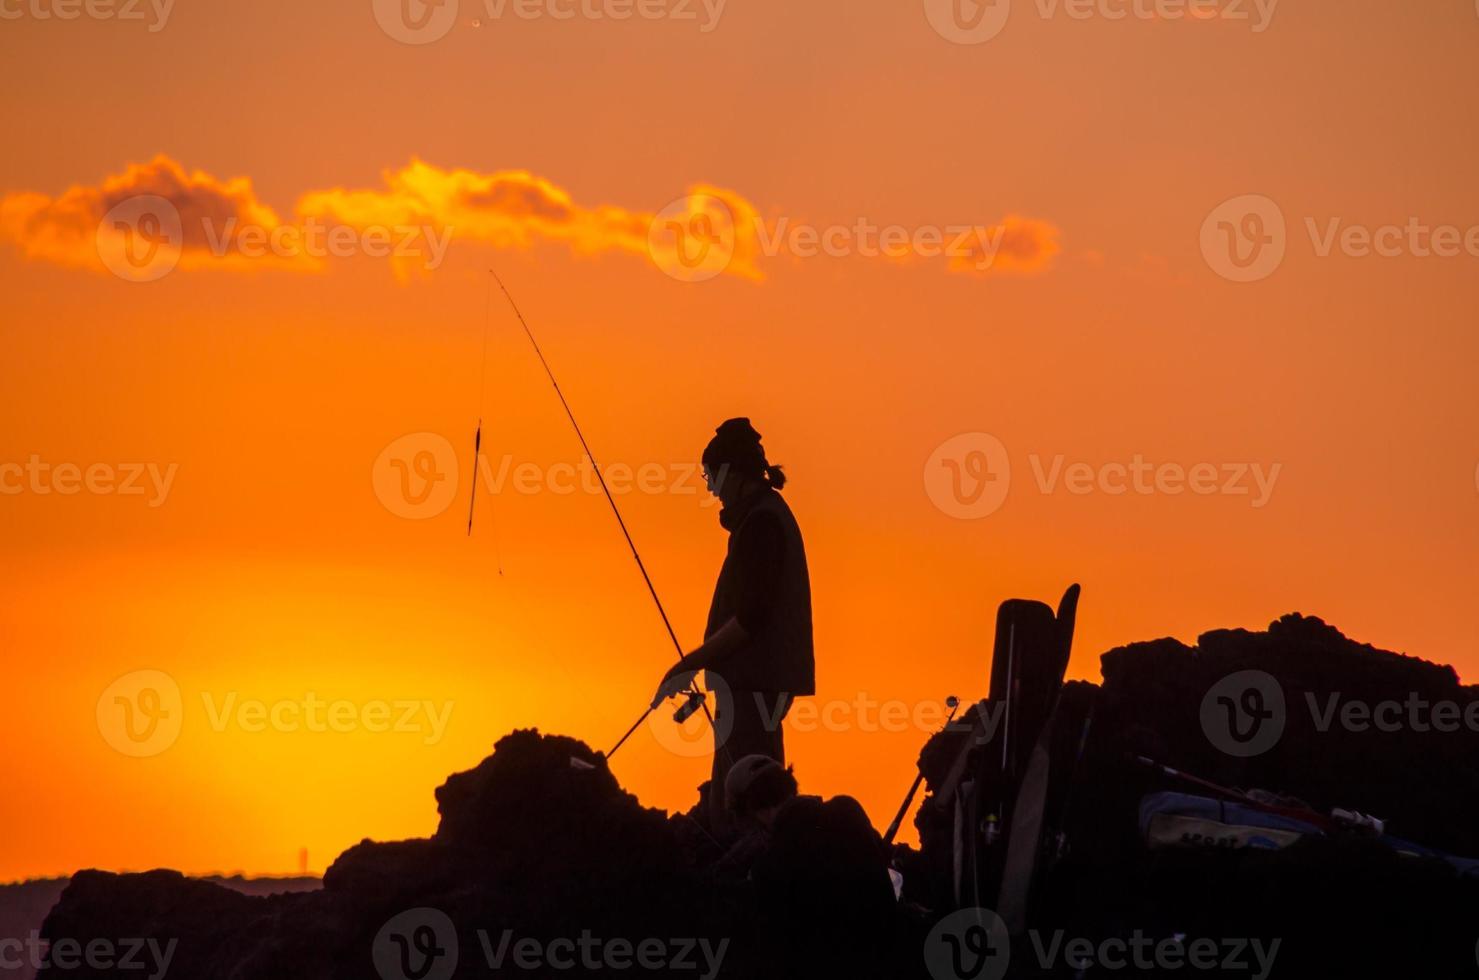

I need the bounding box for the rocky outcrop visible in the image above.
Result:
[906,613,1479,978]
[32,615,1479,979]
[37,731,759,979]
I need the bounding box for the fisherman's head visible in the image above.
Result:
[724,754,797,830]
[702,417,786,505]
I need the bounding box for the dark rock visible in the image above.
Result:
[33,618,1479,979]
[910,613,1479,978]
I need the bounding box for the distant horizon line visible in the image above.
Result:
[0,869,322,888]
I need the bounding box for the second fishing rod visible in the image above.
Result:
[475,269,728,766]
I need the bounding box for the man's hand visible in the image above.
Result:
[647,621,750,710]
[650,667,693,710]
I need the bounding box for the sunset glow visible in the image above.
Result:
[3,0,1478,885]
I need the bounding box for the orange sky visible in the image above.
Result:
[2,0,1478,882]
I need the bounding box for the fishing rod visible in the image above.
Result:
[1131,755,1341,833]
[882,695,960,848]
[481,270,716,761]
[467,275,503,573]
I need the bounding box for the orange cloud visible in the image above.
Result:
[298,160,766,281]
[0,155,298,276]
[945,214,1062,276]
[0,156,1055,282]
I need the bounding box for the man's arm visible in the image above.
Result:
[650,509,784,708]
[650,617,749,707]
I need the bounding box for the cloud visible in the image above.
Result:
[0,156,1057,282]
[297,159,766,281]
[0,155,297,275]
[945,214,1061,276]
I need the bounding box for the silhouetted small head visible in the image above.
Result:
[725,753,798,829]
[702,417,786,504]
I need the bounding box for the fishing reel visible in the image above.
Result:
[673,688,707,723]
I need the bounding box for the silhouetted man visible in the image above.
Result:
[651,418,815,832]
